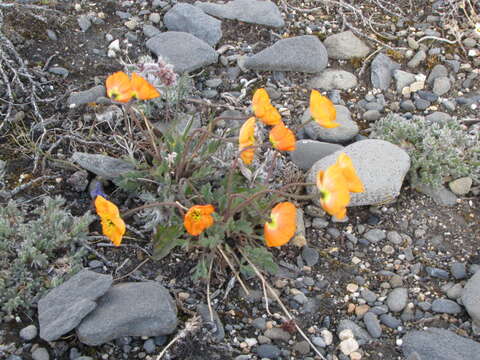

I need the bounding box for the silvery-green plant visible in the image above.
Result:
[370,113,480,188]
[0,196,94,315]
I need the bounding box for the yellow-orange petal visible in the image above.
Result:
[252,88,281,126]
[239,117,256,164]
[131,73,160,100]
[95,195,125,246]
[335,153,365,193]
[106,71,132,103]
[310,90,339,128]
[316,165,350,220]
[184,204,215,236]
[260,104,282,126]
[269,122,296,151]
[264,202,297,247]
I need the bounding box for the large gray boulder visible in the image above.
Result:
[146,32,218,73]
[462,270,480,325]
[303,105,359,143]
[323,31,370,59]
[38,270,113,342]
[164,4,222,46]
[307,139,411,206]
[76,282,177,346]
[244,35,328,73]
[403,328,480,360]
[195,0,284,28]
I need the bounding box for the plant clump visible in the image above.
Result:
[370,113,480,188]
[0,196,94,315]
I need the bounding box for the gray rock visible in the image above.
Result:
[363,312,382,338]
[426,266,449,279]
[431,299,462,314]
[303,105,359,143]
[149,13,161,24]
[48,67,69,77]
[386,287,408,312]
[361,288,378,304]
[38,270,113,342]
[400,100,415,112]
[407,50,426,68]
[244,35,328,73]
[393,70,416,93]
[143,339,156,354]
[427,64,448,84]
[197,303,225,341]
[414,98,430,110]
[363,110,382,122]
[371,53,401,90]
[19,325,37,341]
[77,282,177,346]
[164,4,222,46]
[146,32,218,73]
[387,231,403,245]
[380,314,401,328]
[302,246,319,267]
[256,344,281,358]
[290,140,343,171]
[323,31,370,59]
[417,90,438,102]
[337,319,372,345]
[32,347,49,360]
[78,15,91,32]
[309,69,358,90]
[449,177,472,196]
[450,262,467,280]
[252,317,267,330]
[46,29,58,41]
[462,271,480,325]
[264,328,291,342]
[433,77,451,96]
[71,152,135,185]
[67,85,106,106]
[364,229,386,243]
[195,0,284,27]
[403,328,480,360]
[143,24,161,38]
[307,139,411,207]
[416,184,458,206]
[446,283,463,300]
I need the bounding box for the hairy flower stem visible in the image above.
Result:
[122,201,186,219]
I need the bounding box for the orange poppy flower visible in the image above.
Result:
[252,88,281,126]
[310,90,339,128]
[184,204,215,236]
[131,73,160,100]
[239,117,256,165]
[94,195,126,247]
[264,202,297,247]
[106,71,132,103]
[335,153,365,193]
[269,122,296,151]
[316,165,350,219]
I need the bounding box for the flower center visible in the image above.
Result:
[191,209,202,222]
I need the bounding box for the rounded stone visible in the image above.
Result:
[19,325,38,341]
[386,287,408,312]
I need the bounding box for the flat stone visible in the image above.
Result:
[416,184,458,206]
[290,140,343,171]
[302,246,319,266]
[195,0,284,28]
[364,229,386,243]
[309,69,358,90]
[363,312,382,338]
[450,262,467,280]
[431,299,462,314]
[307,139,410,207]
[78,15,91,32]
[143,24,161,38]
[146,32,218,73]
[164,4,222,46]
[77,282,177,346]
[407,50,426,68]
[462,271,480,325]
[433,77,451,96]
[371,53,401,90]
[19,325,38,341]
[427,64,448,84]
[71,152,135,185]
[67,85,106,106]
[197,303,225,341]
[303,105,359,143]
[264,328,291,342]
[337,319,372,345]
[386,287,408,312]
[244,35,328,73]
[38,270,113,342]
[363,110,382,122]
[403,328,480,360]
[256,344,281,358]
[323,31,370,59]
[32,347,49,360]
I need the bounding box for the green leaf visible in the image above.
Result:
[152,224,184,260]
[192,257,209,281]
[244,246,278,275]
[115,171,146,193]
